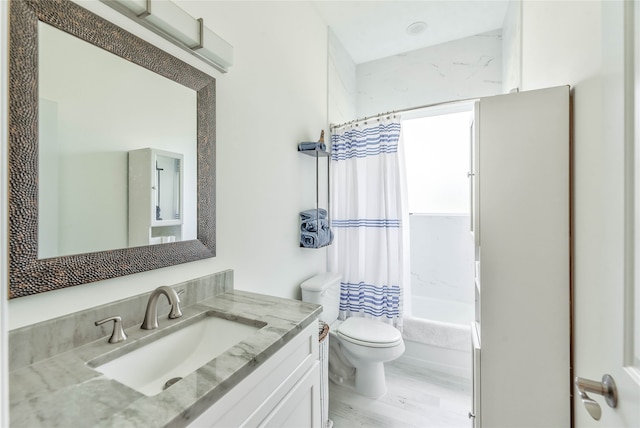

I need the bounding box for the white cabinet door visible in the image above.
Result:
[260,362,320,428]
[471,322,481,428]
[477,85,570,427]
[470,101,480,249]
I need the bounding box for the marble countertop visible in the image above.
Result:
[9,290,322,427]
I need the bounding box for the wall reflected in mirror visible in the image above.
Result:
[37,21,197,259]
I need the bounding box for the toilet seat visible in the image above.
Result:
[336,317,403,348]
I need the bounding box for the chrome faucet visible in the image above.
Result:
[141,286,183,330]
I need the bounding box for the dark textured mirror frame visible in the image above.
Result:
[8,0,216,299]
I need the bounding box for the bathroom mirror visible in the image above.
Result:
[38,21,197,258]
[9,0,216,298]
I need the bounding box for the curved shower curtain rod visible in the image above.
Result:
[329,96,478,131]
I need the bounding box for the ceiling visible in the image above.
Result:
[311,1,510,64]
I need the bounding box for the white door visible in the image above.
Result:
[573,1,640,425]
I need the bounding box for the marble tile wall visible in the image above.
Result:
[356,29,503,118]
[9,270,233,371]
[328,29,357,126]
[409,215,474,305]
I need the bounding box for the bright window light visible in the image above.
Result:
[403,110,472,214]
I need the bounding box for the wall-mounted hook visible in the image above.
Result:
[574,374,618,420]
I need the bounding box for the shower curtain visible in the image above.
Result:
[328,117,407,330]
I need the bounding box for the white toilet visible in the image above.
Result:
[301,272,405,398]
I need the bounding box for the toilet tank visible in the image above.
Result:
[300,272,341,324]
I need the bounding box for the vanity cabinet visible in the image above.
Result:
[189,321,320,427]
[128,148,184,247]
[470,86,570,427]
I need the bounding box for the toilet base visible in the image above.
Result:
[354,361,387,399]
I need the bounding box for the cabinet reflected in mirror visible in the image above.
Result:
[154,153,183,224]
[129,149,185,247]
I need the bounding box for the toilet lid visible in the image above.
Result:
[336,317,403,347]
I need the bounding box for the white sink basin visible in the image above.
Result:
[90,315,262,396]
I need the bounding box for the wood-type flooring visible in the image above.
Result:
[328,361,472,428]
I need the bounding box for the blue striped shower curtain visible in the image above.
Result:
[329,118,406,329]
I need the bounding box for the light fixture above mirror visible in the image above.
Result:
[100,0,233,73]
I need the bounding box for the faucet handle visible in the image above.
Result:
[95,316,128,343]
[169,289,184,319]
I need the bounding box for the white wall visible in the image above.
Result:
[7,1,329,329]
[502,0,522,93]
[356,29,503,118]
[521,0,603,374]
[520,1,619,426]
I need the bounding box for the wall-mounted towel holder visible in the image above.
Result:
[298,133,332,249]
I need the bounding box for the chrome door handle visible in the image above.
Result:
[574,374,618,420]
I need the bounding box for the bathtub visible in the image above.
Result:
[398,296,473,380]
